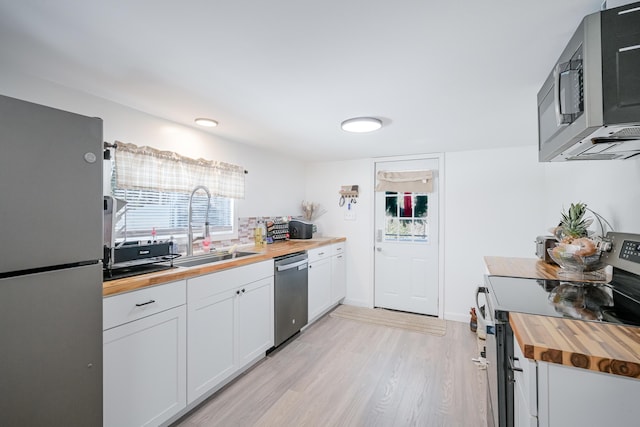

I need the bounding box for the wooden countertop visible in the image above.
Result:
[484,255,612,283]
[511,313,640,379]
[485,256,639,379]
[103,237,345,297]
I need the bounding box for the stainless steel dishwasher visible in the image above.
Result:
[273,251,308,347]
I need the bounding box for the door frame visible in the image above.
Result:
[370,153,445,319]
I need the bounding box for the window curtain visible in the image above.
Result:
[375,170,433,193]
[114,141,245,198]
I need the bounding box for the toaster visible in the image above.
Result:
[535,235,558,264]
[289,220,314,239]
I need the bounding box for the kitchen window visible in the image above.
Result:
[111,187,235,241]
[109,141,244,246]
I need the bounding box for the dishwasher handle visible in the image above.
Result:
[276,259,308,272]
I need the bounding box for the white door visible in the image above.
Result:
[374,158,439,315]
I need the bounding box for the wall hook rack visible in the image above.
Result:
[339,185,359,206]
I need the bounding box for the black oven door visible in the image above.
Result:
[479,281,514,427]
[477,285,499,427]
[486,322,498,427]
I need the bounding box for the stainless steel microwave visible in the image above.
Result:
[537,2,640,162]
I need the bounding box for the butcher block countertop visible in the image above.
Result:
[483,255,612,282]
[511,313,640,378]
[103,237,345,297]
[485,256,640,379]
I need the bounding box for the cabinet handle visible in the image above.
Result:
[242,288,246,293]
[337,255,343,259]
[135,300,156,307]
[236,290,241,295]
[318,252,325,256]
[508,356,523,373]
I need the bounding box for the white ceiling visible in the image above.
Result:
[0,0,605,161]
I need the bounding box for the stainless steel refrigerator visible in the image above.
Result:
[0,94,103,426]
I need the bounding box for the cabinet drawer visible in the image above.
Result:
[103,280,186,330]
[307,246,331,263]
[331,242,345,256]
[188,260,273,303]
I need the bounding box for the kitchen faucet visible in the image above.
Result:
[187,185,211,256]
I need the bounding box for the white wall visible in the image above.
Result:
[541,159,640,233]
[444,146,547,320]
[305,159,374,307]
[0,66,306,218]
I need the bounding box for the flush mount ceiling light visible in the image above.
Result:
[341,117,383,133]
[194,118,218,127]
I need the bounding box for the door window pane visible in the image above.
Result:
[383,191,429,243]
[415,195,428,218]
[385,217,399,241]
[400,193,413,218]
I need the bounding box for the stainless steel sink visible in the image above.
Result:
[174,251,258,268]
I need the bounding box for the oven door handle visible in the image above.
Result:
[475,286,489,321]
[508,356,524,381]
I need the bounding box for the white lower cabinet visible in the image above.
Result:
[308,250,332,322]
[513,340,537,427]
[237,278,274,368]
[308,243,347,323]
[187,260,274,404]
[513,335,640,427]
[537,361,640,427]
[103,281,187,427]
[187,287,236,402]
[330,242,346,304]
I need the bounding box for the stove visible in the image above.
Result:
[480,231,640,427]
[485,232,640,327]
[485,275,640,326]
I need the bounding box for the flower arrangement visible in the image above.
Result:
[301,200,326,221]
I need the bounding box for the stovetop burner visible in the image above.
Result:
[486,275,640,326]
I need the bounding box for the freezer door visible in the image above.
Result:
[0,95,103,273]
[0,264,103,426]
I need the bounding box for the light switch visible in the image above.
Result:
[345,205,356,221]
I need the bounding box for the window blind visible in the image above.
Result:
[375,170,434,193]
[112,188,233,239]
[114,141,245,199]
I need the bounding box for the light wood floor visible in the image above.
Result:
[176,309,487,427]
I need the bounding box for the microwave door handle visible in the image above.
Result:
[554,61,581,126]
[554,63,565,127]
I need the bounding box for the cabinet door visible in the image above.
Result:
[514,375,537,427]
[308,257,332,321]
[103,305,186,427]
[237,277,274,368]
[331,252,346,304]
[539,362,640,427]
[187,288,236,404]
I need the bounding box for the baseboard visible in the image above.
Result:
[444,312,469,323]
[341,298,371,308]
